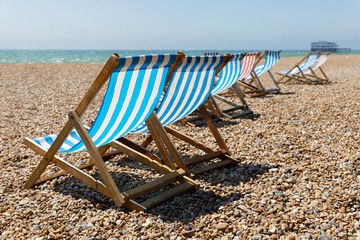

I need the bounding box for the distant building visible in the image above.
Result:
[311,41,351,53]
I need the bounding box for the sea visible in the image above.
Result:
[0,49,358,64]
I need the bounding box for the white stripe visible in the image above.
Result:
[38,137,52,149]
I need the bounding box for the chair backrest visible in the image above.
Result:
[132,55,224,133]
[289,53,318,75]
[211,53,243,95]
[303,52,330,74]
[239,53,259,80]
[250,50,281,78]
[33,54,178,153]
[204,51,219,56]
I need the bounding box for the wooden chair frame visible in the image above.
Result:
[107,54,240,176]
[283,52,331,84]
[276,52,314,84]
[24,53,199,211]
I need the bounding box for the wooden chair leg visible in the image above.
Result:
[319,67,330,81]
[68,111,125,207]
[268,71,281,90]
[146,112,191,175]
[209,95,229,118]
[24,120,74,189]
[233,83,249,107]
[250,73,265,94]
[145,115,176,170]
[205,98,219,117]
[197,105,231,154]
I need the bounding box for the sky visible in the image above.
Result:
[0,0,359,50]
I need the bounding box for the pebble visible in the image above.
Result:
[0,57,359,239]
[216,223,228,231]
[251,235,261,240]
[253,207,263,213]
[319,233,330,240]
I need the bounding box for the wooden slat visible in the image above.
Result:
[35,162,94,184]
[222,106,249,113]
[122,200,147,211]
[164,127,215,153]
[117,137,162,163]
[237,81,259,91]
[140,182,194,209]
[183,150,225,166]
[141,134,153,148]
[109,140,172,174]
[213,94,239,108]
[122,169,186,200]
[191,159,236,175]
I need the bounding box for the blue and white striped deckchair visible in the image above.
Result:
[131,54,238,175]
[207,53,256,118]
[243,50,281,94]
[298,52,331,84]
[277,52,318,83]
[23,53,198,210]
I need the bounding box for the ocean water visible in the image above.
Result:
[0,49,358,64]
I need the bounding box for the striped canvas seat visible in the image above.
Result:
[278,53,318,75]
[303,53,328,74]
[211,53,243,95]
[132,55,224,133]
[238,53,258,80]
[31,54,177,153]
[245,50,281,80]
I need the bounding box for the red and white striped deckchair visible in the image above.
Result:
[209,52,260,118]
[241,50,282,95]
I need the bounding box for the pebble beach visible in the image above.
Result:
[0,55,359,239]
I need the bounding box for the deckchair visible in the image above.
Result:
[277,52,319,84]
[300,52,331,83]
[209,52,259,118]
[23,53,198,211]
[240,50,281,95]
[128,54,239,175]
